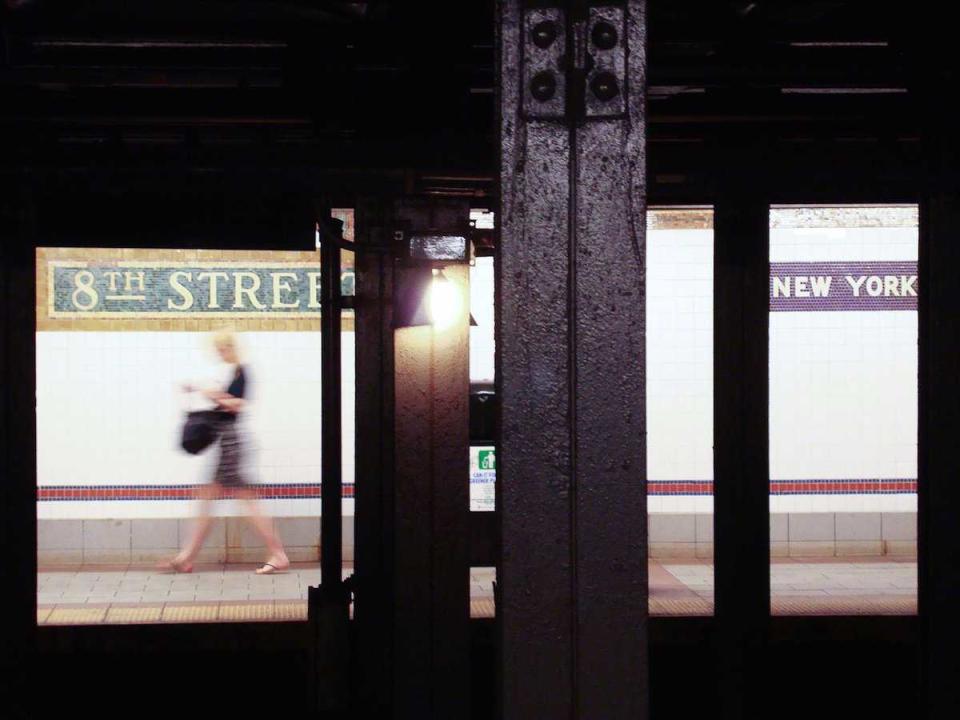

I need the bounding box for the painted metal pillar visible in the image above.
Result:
[352,199,471,718]
[918,39,960,720]
[320,214,344,583]
[498,2,648,718]
[353,197,396,715]
[392,263,471,718]
[0,185,37,715]
[713,193,770,720]
[308,211,351,716]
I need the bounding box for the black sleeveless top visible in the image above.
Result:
[218,365,247,421]
[226,365,247,399]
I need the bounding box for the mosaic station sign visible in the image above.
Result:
[770,261,918,311]
[49,263,355,317]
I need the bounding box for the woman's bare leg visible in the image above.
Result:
[174,484,219,567]
[236,488,289,569]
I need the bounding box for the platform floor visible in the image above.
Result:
[36,558,916,625]
[651,557,917,616]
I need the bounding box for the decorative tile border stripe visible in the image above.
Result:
[648,481,714,495]
[37,483,354,501]
[770,479,916,494]
[647,208,713,231]
[770,261,918,311]
[770,206,918,229]
[36,479,917,501]
[649,479,916,496]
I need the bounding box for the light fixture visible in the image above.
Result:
[428,269,461,330]
[391,198,473,329]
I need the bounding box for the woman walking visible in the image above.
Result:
[163,330,289,575]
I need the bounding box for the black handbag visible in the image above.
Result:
[180,410,222,454]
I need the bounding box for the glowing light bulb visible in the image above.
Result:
[429,269,460,330]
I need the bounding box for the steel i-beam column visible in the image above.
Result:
[498,2,648,718]
[393,263,471,717]
[353,198,396,715]
[918,44,960,720]
[0,186,36,714]
[713,195,770,720]
[353,200,471,717]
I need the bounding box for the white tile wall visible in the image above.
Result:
[769,218,918,516]
[644,211,918,519]
[646,224,714,490]
[470,257,495,384]
[36,213,921,527]
[37,330,355,519]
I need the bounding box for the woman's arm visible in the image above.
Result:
[202,388,246,413]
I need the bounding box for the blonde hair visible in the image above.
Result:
[212,328,241,362]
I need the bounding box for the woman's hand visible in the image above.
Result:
[218,397,246,413]
[201,388,245,413]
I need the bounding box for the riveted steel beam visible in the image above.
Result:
[499,2,648,718]
[917,19,960,719]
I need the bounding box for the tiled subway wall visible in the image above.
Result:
[35,244,357,521]
[36,221,921,537]
[38,513,915,566]
[646,208,918,517]
[647,512,916,559]
[38,516,354,565]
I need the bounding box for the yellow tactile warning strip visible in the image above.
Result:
[45,606,108,624]
[161,604,220,623]
[649,598,714,617]
[35,596,916,626]
[106,606,164,624]
[218,603,277,622]
[273,601,309,622]
[771,596,917,616]
[471,599,495,619]
[37,599,492,625]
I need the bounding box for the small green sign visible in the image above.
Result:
[478,449,496,471]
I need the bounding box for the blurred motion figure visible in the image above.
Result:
[162,330,289,575]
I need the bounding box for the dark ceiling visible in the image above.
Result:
[0,1,931,199]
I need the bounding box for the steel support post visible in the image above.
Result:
[321,212,344,583]
[918,45,960,720]
[309,211,350,716]
[353,200,471,717]
[392,263,472,718]
[353,197,396,715]
[713,195,770,720]
[0,185,37,716]
[498,2,648,718]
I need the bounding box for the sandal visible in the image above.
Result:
[255,557,289,575]
[157,557,193,574]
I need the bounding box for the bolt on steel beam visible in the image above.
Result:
[499,2,649,718]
